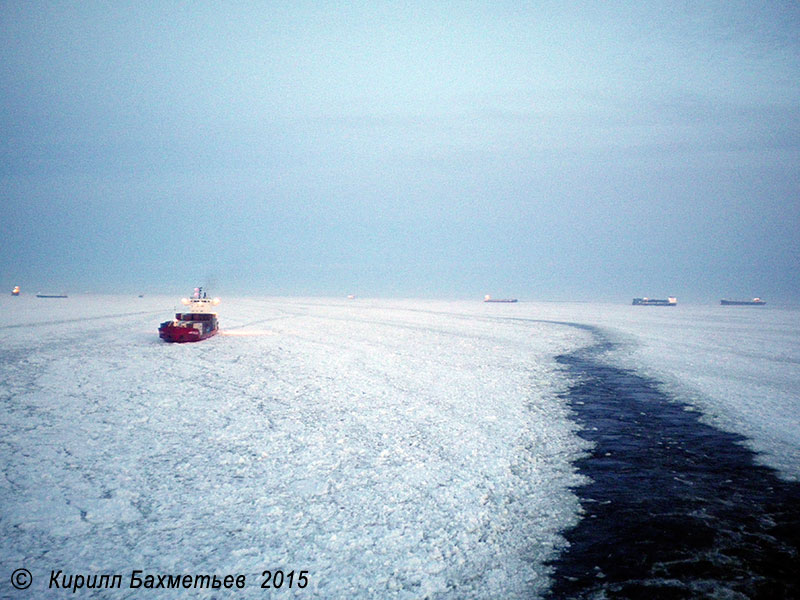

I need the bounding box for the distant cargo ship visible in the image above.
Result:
[484,295,518,303]
[632,297,677,306]
[36,293,68,298]
[721,298,765,306]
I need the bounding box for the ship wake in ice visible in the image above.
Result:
[549,327,800,599]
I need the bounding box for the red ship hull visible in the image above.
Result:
[158,321,218,343]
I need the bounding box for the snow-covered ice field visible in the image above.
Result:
[1,295,798,598]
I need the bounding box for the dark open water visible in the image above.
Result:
[548,327,800,599]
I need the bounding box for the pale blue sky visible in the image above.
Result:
[2,1,798,300]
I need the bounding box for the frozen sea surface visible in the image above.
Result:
[1,295,798,598]
[1,296,589,599]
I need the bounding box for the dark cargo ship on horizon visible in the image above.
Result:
[721,298,766,306]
